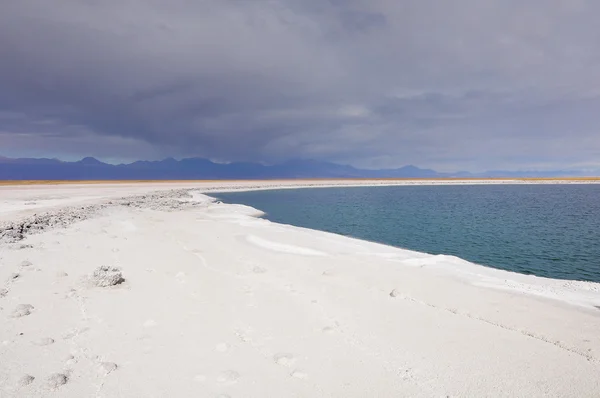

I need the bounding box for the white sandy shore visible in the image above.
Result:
[1,181,600,397]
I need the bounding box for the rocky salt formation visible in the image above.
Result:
[98,362,118,375]
[17,374,35,388]
[0,189,202,244]
[90,266,124,287]
[46,373,68,390]
[11,303,34,318]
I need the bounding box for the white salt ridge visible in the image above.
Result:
[0,181,599,397]
[246,235,326,256]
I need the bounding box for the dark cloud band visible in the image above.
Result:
[1,0,600,171]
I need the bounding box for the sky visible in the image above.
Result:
[1,0,600,172]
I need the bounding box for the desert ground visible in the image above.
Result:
[1,180,600,397]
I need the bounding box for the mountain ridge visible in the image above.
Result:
[0,156,596,180]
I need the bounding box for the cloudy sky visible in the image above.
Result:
[1,0,600,171]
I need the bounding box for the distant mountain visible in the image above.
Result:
[0,156,596,180]
[481,169,590,178]
[0,157,63,165]
[76,157,107,166]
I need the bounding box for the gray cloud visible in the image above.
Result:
[1,0,600,171]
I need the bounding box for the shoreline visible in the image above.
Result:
[2,178,600,220]
[205,194,600,311]
[1,182,600,396]
[2,181,600,309]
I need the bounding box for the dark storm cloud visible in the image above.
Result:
[1,0,600,170]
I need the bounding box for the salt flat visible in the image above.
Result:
[1,181,600,397]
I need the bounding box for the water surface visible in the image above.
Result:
[216,184,600,282]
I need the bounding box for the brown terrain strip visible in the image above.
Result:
[2,177,600,186]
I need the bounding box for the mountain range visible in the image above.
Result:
[0,156,595,180]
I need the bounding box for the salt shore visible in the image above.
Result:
[1,180,600,397]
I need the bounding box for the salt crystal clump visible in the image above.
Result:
[17,374,35,387]
[0,189,197,244]
[98,362,118,375]
[46,373,67,389]
[64,354,76,366]
[90,266,124,287]
[11,304,34,318]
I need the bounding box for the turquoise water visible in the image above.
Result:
[216,185,600,283]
